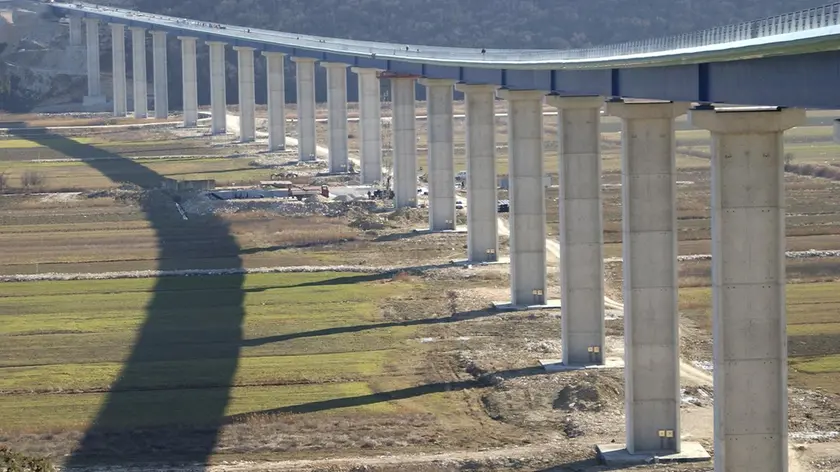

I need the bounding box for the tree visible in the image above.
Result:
[20,170,46,191]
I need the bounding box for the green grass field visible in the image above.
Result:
[0,271,444,436]
[680,282,840,395]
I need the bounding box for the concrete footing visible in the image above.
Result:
[83,95,107,107]
[491,299,561,311]
[412,227,468,235]
[449,257,510,266]
[595,442,710,466]
[539,357,624,372]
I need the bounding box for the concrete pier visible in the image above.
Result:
[151,31,168,119]
[234,46,256,142]
[607,100,689,454]
[547,96,606,365]
[455,84,498,262]
[352,67,382,184]
[263,52,286,151]
[83,18,105,106]
[207,41,227,134]
[499,89,547,306]
[291,57,317,161]
[110,23,127,117]
[69,16,82,46]
[392,77,418,208]
[322,62,349,173]
[179,36,198,127]
[130,27,147,118]
[691,106,804,472]
[420,79,456,231]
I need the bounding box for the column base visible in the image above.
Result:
[412,226,467,235]
[83,95,107,107]
[491,299,561,311]
[538,358,624,372]
[449,256,510,266]
[595,442,710,466]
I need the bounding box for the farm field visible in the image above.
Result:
[0,271,547,463]
[0,106,839,470]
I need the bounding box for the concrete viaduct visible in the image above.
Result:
[49,1,840,470]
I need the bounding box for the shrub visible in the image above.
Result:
[20,170,46,190]
[0,447,55,472]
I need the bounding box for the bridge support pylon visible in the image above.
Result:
[130,27,148,119]
[83,18,105,107]
[152,31,169,119]
[691,106,804,472]
[234,46,256,143]
[351,67,383,184]
[420,79,457,231]
[391,77,418,208]
[455,83,499,263]
[607,99,689,455]
[291,57,317,161]
[179,36,199,128]
[498,89,547,307]
[110,23,127,117]
[263,52,286,151]
[322,62,349,173]
[207,41,227,134]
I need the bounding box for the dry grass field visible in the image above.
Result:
[0,106,839,470]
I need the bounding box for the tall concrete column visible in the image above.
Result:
[607,100,689,454]
[110,23,127,117]
[392,77,418,208]
[130,27,147,118]
[234,46,256,143]
[420,79,456,231]
[151,31,168,119]
[456,84,499,262]
[690,106,805,472]
[547,95,606,365]
[322,62,349,173]
[69,16,82,46]
[83,18,104,106]
[352,67,382,184]
[291,57,317,161]
[263,52,286,151]
[179,36,198,127]
[499,89,547,306]
[207,41,227,134]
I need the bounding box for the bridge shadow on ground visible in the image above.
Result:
[225,364,547,419]
[8,127,245,467]
[243,307,496,347]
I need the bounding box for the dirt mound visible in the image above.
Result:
[386,207,426,222]
[553,375,622,412]
[349,215,386,231]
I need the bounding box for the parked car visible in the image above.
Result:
[498,200,510,213]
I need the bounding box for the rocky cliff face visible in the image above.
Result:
[1,1,88,112]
